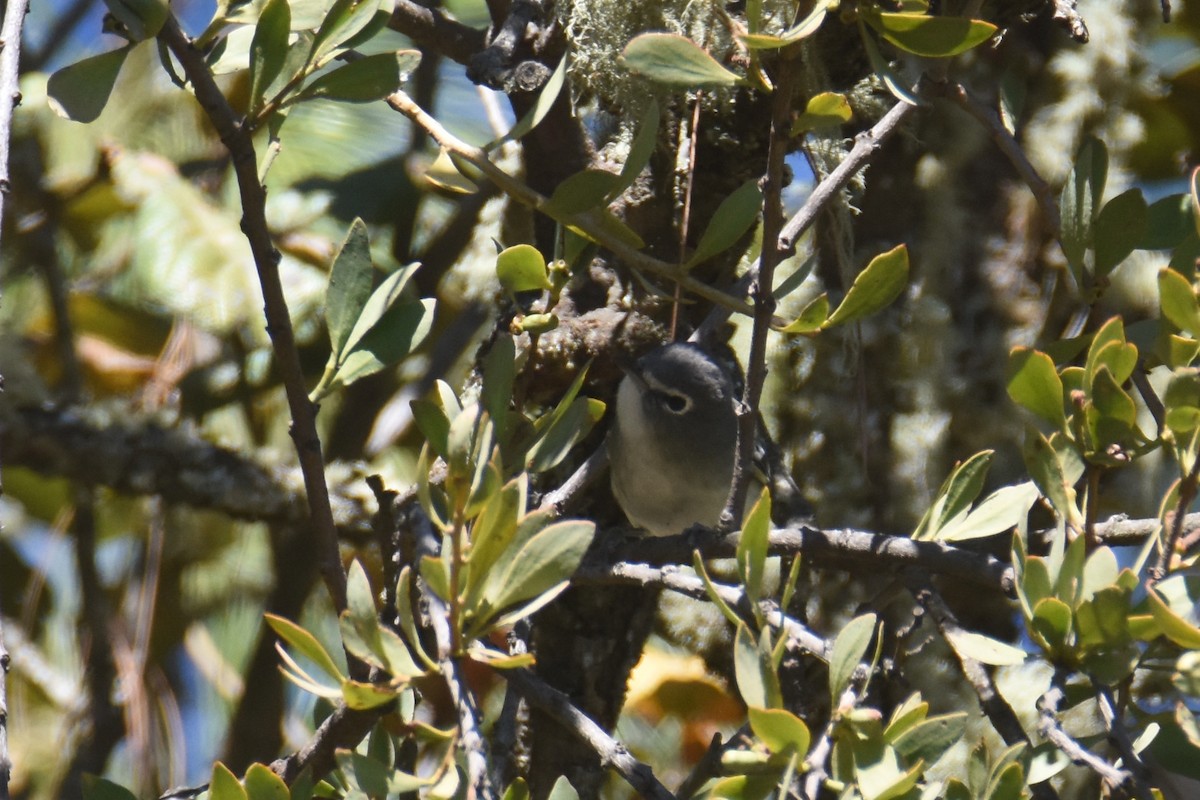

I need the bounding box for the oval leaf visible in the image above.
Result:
[748,706,811,754]
[47,47,131,123]
[295,51,420,104]
[249,0,292,113]
[687,179,763,267]
[868,12,997,57]
[325,218,375,361]
[944,629,1027,665]
[621,33,742,88]
[1007,347,1066,428]
[1094,188,1148,277]
[497,244,551,293]
[825,244,909,327]
[829,613,876,702]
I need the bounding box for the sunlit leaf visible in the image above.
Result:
[497,244,551,292]
[103,0,168,40]
[47,47,132,123]
[488,56,567,150]
[249,0,292,113]
[244,764,289,800]
[944,629,1027,665]
[1159,268,1200,334]
[867,12,996,57]
[265,613,345,683]
[621,33,743,88]
[748,706,811,754]
[209,763,248,800]
[1007,347,1066,429]
[294,51,420,104]
[791,92,853,135]
[825,244,909,327]
[829,613,876,703]
[780,293,830,334]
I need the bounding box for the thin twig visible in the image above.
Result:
[801,686,855,799]
[936,81,1062,244]
[721,51,796,530]
[538,444,609,516]
[504,668,677,800]
[1095,684,1156,800]
[0,618,9,800]
[778,99,915,254]
[155,16,349,616]
[0,0,32,255]
[1037,678,1138,796]
[906,576,1061,800]
[384,89,760,321]
[1153,450,1200,582]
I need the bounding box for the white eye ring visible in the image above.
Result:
[660,392,691,414]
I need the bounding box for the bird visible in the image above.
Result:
[608,343,739,536]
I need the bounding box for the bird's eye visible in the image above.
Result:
[662,393,689,414]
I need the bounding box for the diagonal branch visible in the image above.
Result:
[504,668,677,800]
[389,0,486,66]
[1038,678,1138,797]
[155,16,348,614]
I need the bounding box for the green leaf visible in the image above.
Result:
[311,0,381,62]
[525,397,599,473]
[734,624,782,709]
[867,12,996,57]
[249,0,291,113]
[1022,427,1074,525]
[294,51,420,104]
[748,706,811,754]
[686,179,763,267]
[483,520,595,615]
[1140,193,1194,250]
[1094,189,1147,276]
[244,763,290,800]
[620,33,743,88]
[1030,597,1072,656]
[1160,268,1200,333]
[791,92,853,135]
[1060,136,1108,281]
[825,244,909,327]
[943,629,1027,665]
[425,147,479,194]
[829,613,876,703]
[780,293,830,334]
[329,298,435,391]
[342,678,401,709]
[483,335,516,444]
[937,481,1040,541]
[497,244,551,293]
[1007,347,1066,428]
[81,777,140,800]
[891,712,969,765]
[608,99,661,201]
[1192,166,1200,238]
[1149,575,1200,649]
[1087,316,1133,375]
[861,24,922,106]
[325,218,375,362]
[47,47,132,123]
[103,0,167,40]
[543,170,622,216]
[914,450,993,540]
[411,398,451,459]
[210,763,248,800]
[488,57,568,150]
[740,0,829,49]
[265,613,345,683]
[737,487,772,605]
[547,777,580,800]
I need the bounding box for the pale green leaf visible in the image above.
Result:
[621,33,743,88]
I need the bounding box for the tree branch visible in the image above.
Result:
[504,668,677,800]
[383,88,761,321]
[1037,678,1138,797]
[0,0,31,253]
[156,16,349,615]
[389,0,486,66]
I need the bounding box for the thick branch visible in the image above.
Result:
[269,704,385,783]
[159,16,347,612]
[0,405,373,537]
[601,525,1015,594]
[389,0,486,66]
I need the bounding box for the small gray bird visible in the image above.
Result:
[608,343,739,536]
